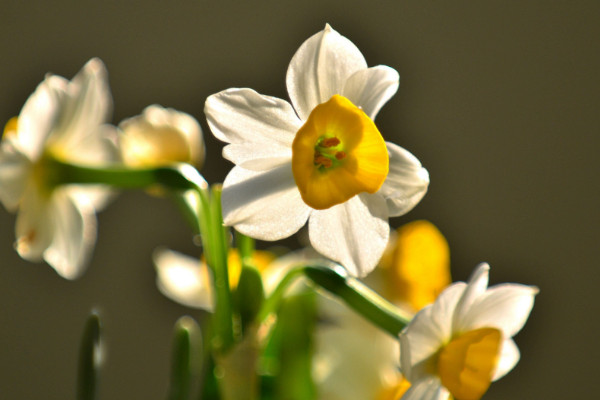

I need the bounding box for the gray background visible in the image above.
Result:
[1,1,598,399]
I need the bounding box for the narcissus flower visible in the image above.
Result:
[315,220,450,400]
[119,105,204,168]
[205,24,429,277]
[399,264,538,400]
[0,59,117,279]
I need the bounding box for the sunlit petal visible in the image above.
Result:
[221,164,311,241]
[205,88,300,147]
[458,283,538,337]
[309,193,388,277]
[342,65,399,120]
[379,142,429,217]
[492,339,520,381]
[286,24,367,120]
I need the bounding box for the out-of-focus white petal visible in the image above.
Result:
[286,24,368,120]
[43,190,96,280]
[49,58,113,157]
[459,282,538,337]
[205,88,300,148]
[379,143,429,217]
[153,248,214,311]
[401,377,449,400]
[314,294,400,400]
[493,339,520,381]
[222,142,291,171]
[0,143,31,211]
[452,263,490,332]
[120,104,204,168]
[221,164,311,241]
[16,75,67,160]
[309,193,389,277]
[14,185,55,262]
[342,65,399,120]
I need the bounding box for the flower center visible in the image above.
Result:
[437,327,502,400]
[291,95,389,210]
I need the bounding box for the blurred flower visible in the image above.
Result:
[0,58,118,279]
[153,248,275,311]
[119,105,204,168]
[379,220,451,312]
[205,24,429,278]
[314,220,450,400]
[400,263,538,400]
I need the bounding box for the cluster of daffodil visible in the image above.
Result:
[0,25,537,400]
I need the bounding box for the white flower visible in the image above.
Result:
[205,24,429,277]
[399,263,538,400]
[0,58,118,279]
[119,105,205,168]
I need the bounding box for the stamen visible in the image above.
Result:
[314,154,333,168]
[335,151,346,160]
[320,137,340,148]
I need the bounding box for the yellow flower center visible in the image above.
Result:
[438,328,502,400]
[291,95,389,210]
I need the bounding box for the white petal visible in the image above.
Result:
[401,377,449,400]
[153,248,214,311]
[308,193,389,278]
[49,58,113,157]
[205,88,300,149]
[0,142,31,211]
[16,75,67,160]
[342,65,399,119]
[14,185,55,262]
[400,283,466,382]
[286,24,368,120]
[222,142,291,171]
[379,142,429,217]
[493,339,520,381]
[221,164,311,241]
[62,123,120,167]
[43,190,96,280]
[459,282,538,337]
[452,263,490,333]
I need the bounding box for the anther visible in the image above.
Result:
[320,137,340,148]
[314,154,333,168]
[335,151,346,160]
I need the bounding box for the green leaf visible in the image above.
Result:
[77,311,102,400]
[168,316,202,400]
[259,292,317,400]
[233,266,265,335]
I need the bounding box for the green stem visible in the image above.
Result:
[303,265,411,337]
[235,231,255,264]
[257,266,306,323]
[48,157,207,192]
[259,264,411,337]
[206,186,235,353]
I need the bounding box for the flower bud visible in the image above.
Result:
[119,105,205,168]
